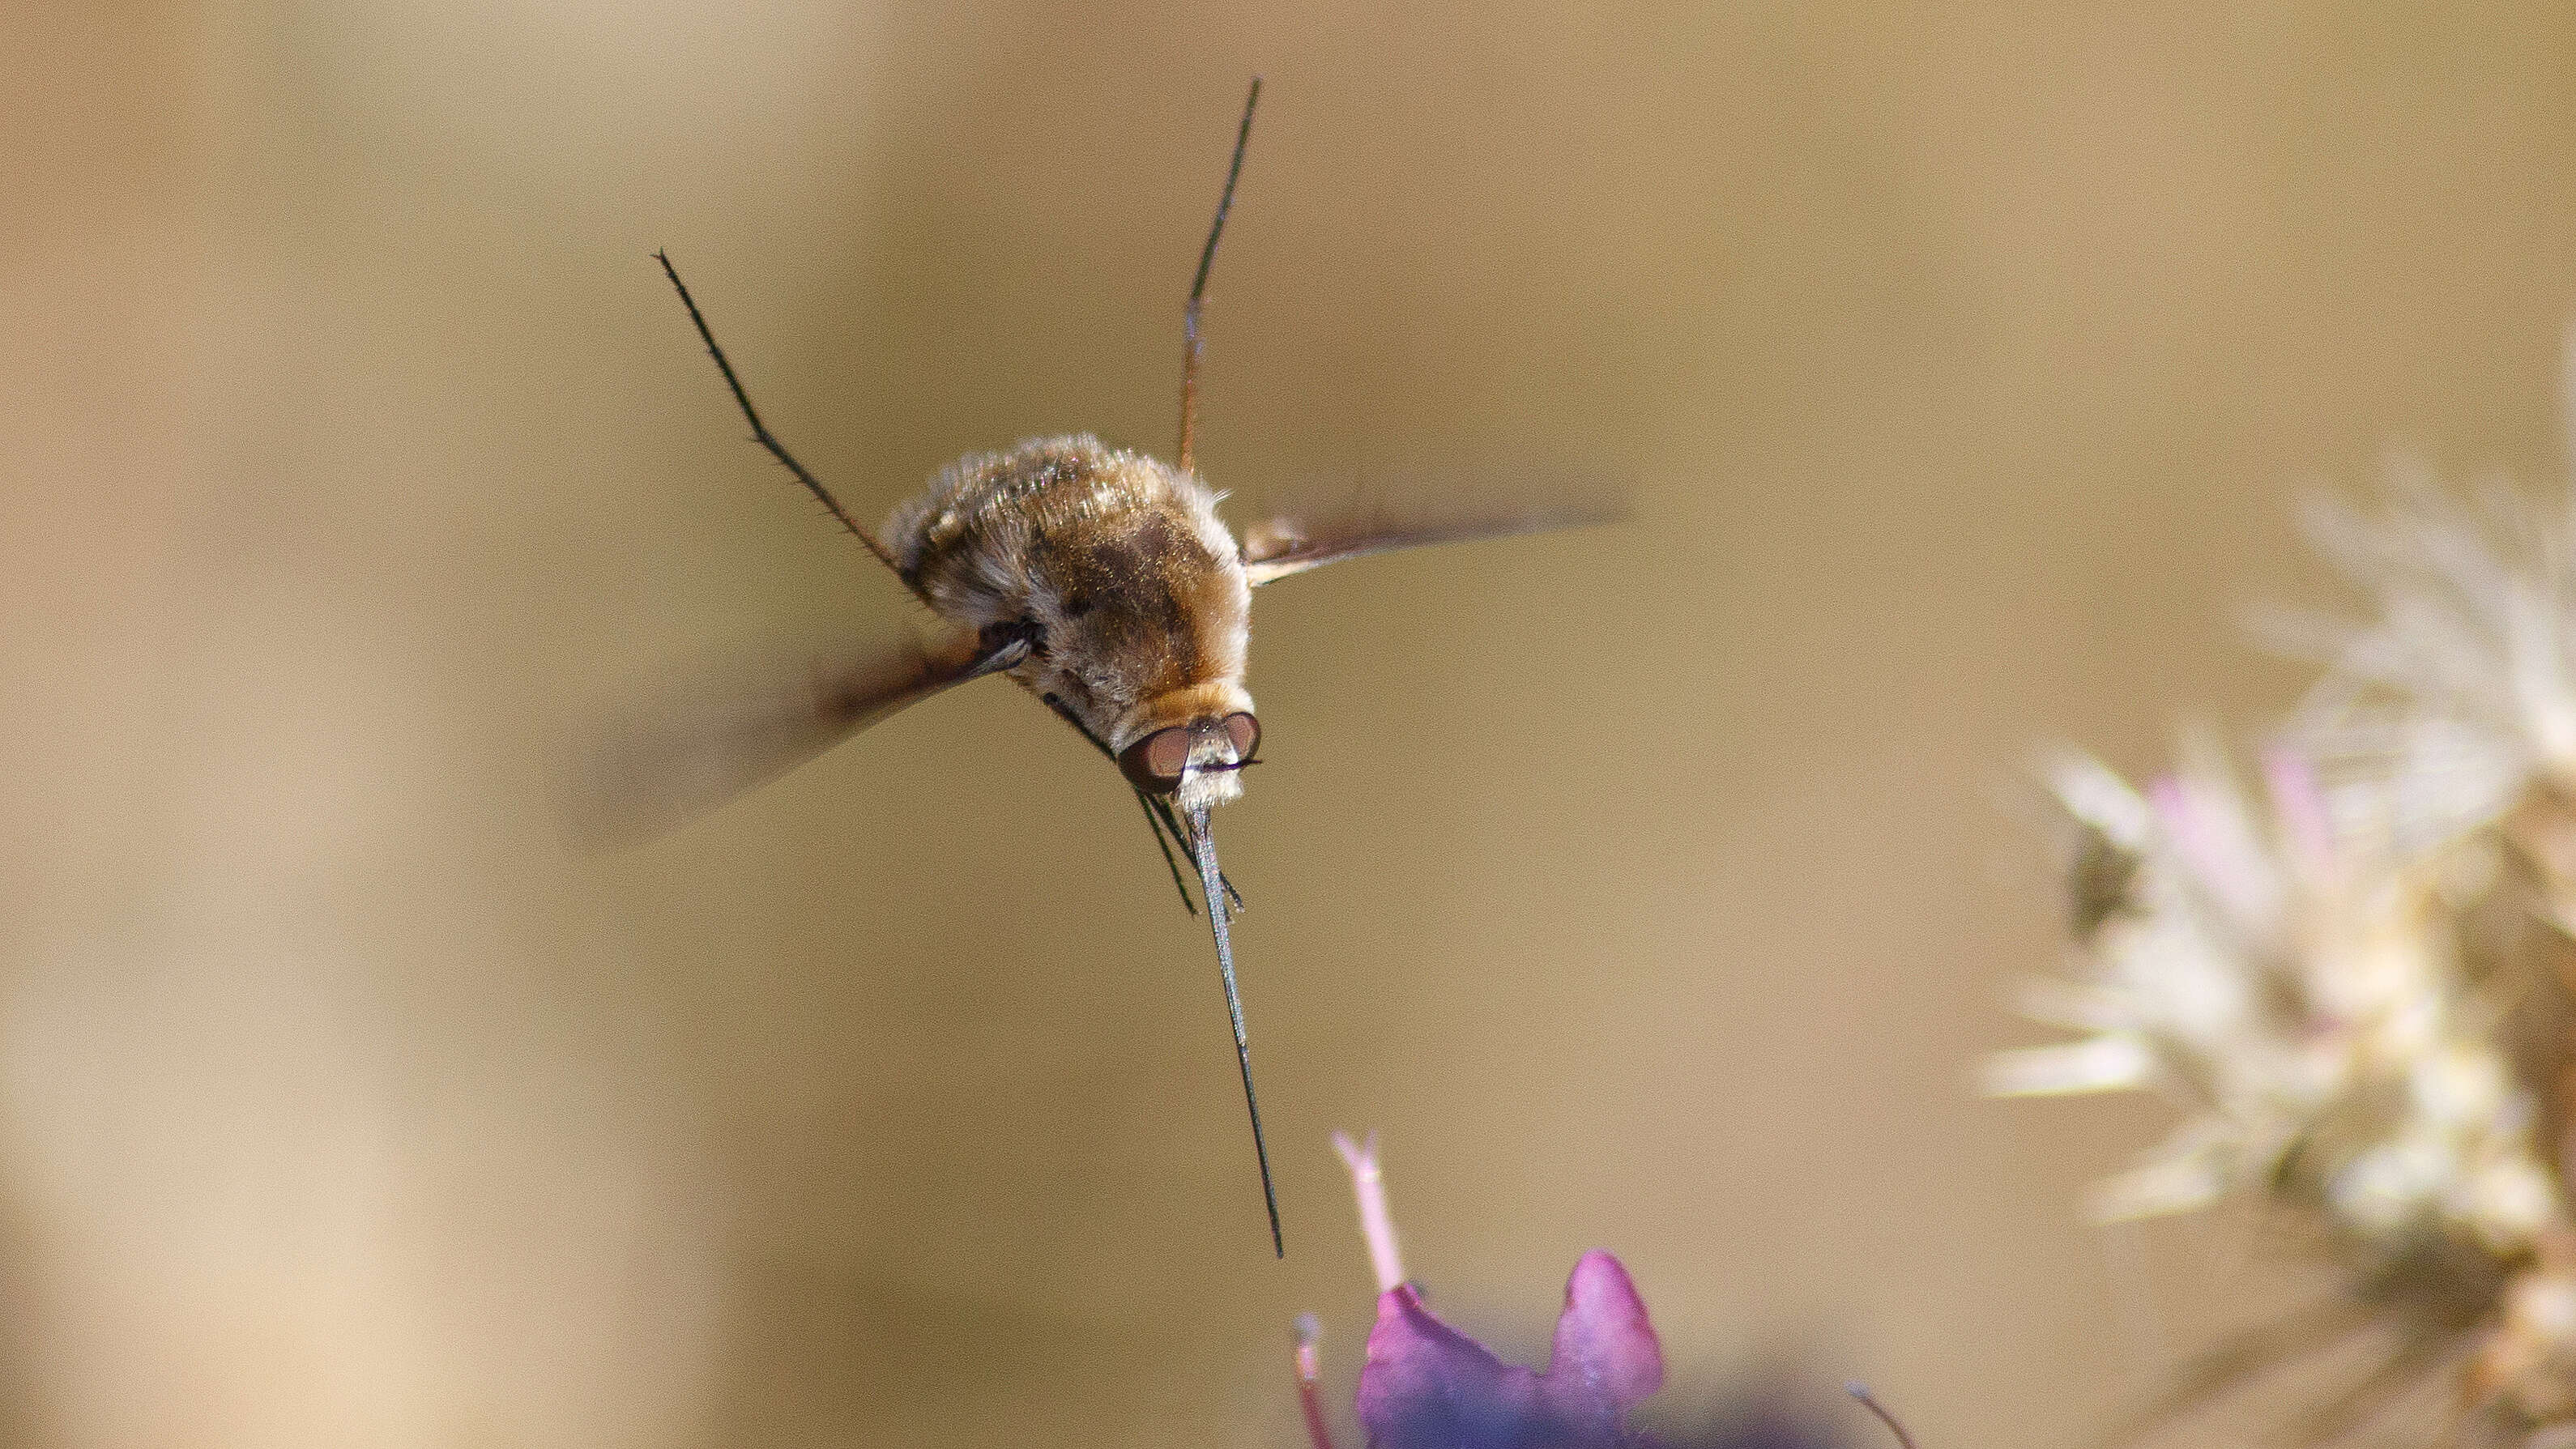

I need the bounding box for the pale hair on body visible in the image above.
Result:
[886,434,1256,808]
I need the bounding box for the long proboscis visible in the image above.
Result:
[1188,801,1283,1256]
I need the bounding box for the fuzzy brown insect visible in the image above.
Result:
[621,79,1613,1255]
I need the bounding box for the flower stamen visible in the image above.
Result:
[1293,1313,1337,1449]
[1333,1129,1406,1293]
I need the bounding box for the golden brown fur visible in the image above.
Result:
[884,436,1256,799]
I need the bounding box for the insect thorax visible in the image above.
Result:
[885,435,1252,745]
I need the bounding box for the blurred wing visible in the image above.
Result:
[565,630,990,847]
[1235,474,1624,585]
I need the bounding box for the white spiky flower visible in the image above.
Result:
[2274,335,2576,864]
[1987,334,2576,1442]
[1990,747,2562,1255]
[1994,742,2576,1441]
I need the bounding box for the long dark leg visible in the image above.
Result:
[1139,789,1201,917]
[655,250,915,586]
[1175,79,1260,475]
[1041,692,1242,914]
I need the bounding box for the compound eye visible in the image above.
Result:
[1222,711,1260,763]
[1119,727,1191,795]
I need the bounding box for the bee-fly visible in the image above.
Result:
[619,79,1613,1255]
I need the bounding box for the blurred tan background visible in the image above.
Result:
[6,2,2576,1446]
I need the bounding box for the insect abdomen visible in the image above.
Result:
[888,436,1196,618]
[883,434,1251,735]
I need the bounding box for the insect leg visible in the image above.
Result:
[1040,691,1243,914]
[1175,78,1260,476]
[1137,788,1201,917]
[654,250,915,586]
[964,619,1039,679]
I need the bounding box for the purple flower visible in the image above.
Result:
[1307,1133,1853,1449]
[1357,1248,1664,1449]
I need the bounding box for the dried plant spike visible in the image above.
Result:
[1334,1129,1405,1292]
[1847,1383,1920,1449]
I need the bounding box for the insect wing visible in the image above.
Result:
[1236,473,1624,585]
[568,630,985,846]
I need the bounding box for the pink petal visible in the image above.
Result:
[1355,1255,1667,1449]
[1357,1286,1546,1448]
[1543,1251,1666,1430]
[2147,774,2271,923]
[2262,747,2336,883]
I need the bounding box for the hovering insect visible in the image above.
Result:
[619,79,1613,1256]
